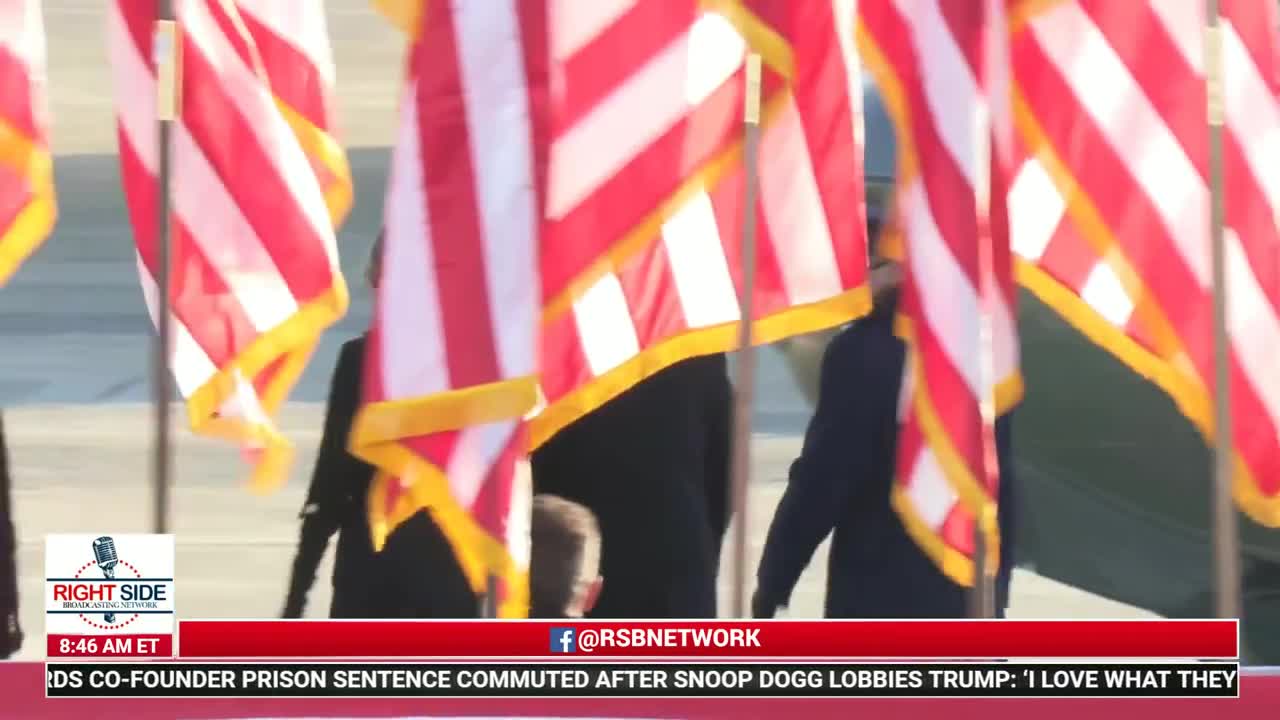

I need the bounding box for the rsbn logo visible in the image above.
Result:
[550,627,575,653]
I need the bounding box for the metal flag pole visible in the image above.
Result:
[153,3,178,534]
[481,576,499,618]
[970,11,1002,617]
[1204,0,1241,619]
[729,53,763,618]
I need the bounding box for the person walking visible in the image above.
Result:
[282,234,478,619]
[753,257,1017,619]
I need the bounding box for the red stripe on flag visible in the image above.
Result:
[201,0,262,72]
[411,6,502,389]
[1014,35,1212,366]
[1223,0,1280,96]
[940,503,976,556]
[543,70,751,302]
[0,46,37,140]
[780,0,869,290]
[1230,353,1280,494]
[117,130,258,370]
[707,160,790,319]
[555,0,700,131]
[238,10,331,129]
[1038,223,1097,293]
[615,236,688,349]
[539,311,595,405]
[178,25,333,301]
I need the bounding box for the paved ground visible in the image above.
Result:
[2,0,1152,661]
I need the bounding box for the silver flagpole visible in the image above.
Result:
[153,3,178,535]
[1204,0,1241,619]
[729,53,763,618]
[971,5,1001,617]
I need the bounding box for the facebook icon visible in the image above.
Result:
[550,627,576,653]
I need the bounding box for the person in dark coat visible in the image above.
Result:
[0,412,22,658]
[531,354,732,618]
[752,261,1017,619]
[282,234,478,619]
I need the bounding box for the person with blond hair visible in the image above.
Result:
[529,494,603,619]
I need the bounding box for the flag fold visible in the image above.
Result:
[1008,0,1280,526]
[107,0,350,490]
[858,0,1023,585]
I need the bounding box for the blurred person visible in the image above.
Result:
[283,232,478,619]
[0,412,21,658]
[752,243,1017,619]
[532,354,732,619]
[529,494,603,618]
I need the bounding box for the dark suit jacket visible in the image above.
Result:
[755,295,1017,618]
[0,412,22,657]
[285,337,479,618]
[531,354,732,619]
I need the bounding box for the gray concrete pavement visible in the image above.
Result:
[2,0,1150,661]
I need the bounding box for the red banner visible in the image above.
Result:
[4,663,1278,720]
[47,634,171,658]
[176,619,1237,659]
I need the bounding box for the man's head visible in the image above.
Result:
[529,494,602,619]
[366,230,384,289]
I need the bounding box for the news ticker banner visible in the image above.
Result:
[171,619,1238,659]
[45,662,1240,699]
[42,617,1239,660]
[44,534,176,659]
[37,533,1237,664]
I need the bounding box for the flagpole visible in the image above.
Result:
[1205,0,1241,620]
[729,53,763,618]
[153,4,178,535]
[971,3,1002,617]
[481,576,498,618]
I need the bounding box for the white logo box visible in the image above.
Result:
[44,533,176,637]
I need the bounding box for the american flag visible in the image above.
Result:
[354,0,870,615]
[0,0,55,287]
[530,0,871,448]
[857,0,1022,585]
[107,0,350,489]
[237,0,353,227]
[352,0,545,617]
[1009,0,1280,527]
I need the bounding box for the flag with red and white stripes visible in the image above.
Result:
[237,1,353,227]
[858,0,1022,585]
[530,0,871,448]
[0,0,55,286]
[1008,0,1280,526]
[107,0,349,489]
[354,0,869,614]
[351,0,545,617]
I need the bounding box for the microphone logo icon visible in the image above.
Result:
[91,536,119,624]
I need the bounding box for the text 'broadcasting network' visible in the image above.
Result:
[551,627,761,654]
